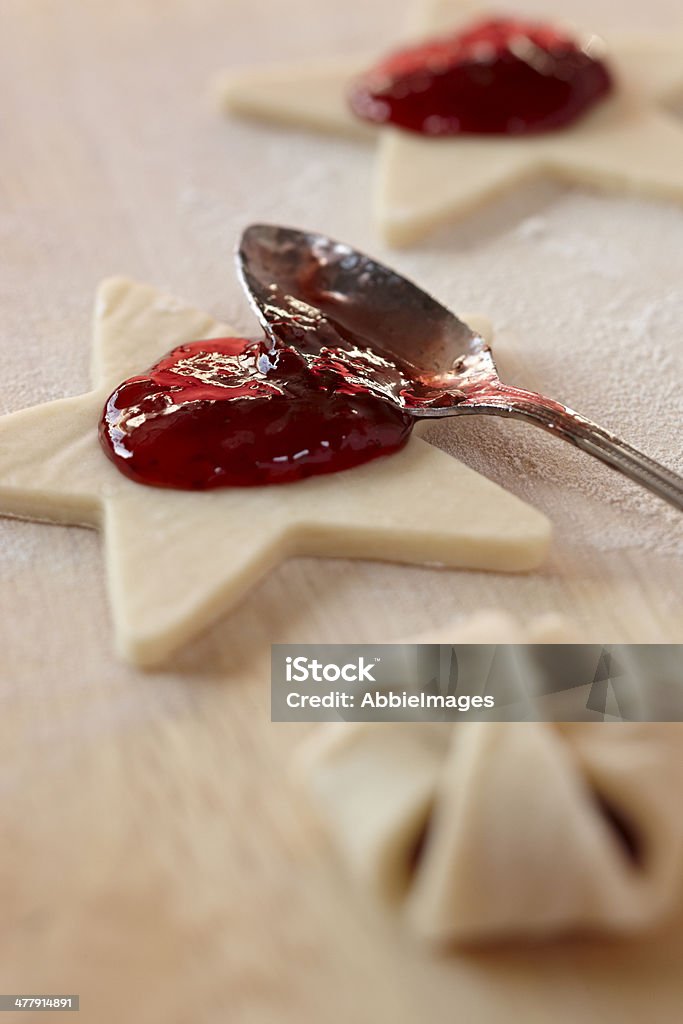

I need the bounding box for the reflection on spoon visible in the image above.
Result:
[237,224,683,511]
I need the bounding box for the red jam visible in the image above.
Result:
[349,16,613,136]
[99,336,416,489]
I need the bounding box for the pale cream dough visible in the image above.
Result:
[298,614,683,943]
[0,279,550,667]
[216,0,683,246]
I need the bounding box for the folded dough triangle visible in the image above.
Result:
[300,620,683,943]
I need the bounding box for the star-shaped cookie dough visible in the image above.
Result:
[217,0,683,245]
[0,278,550,667]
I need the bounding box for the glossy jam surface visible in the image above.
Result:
[99,336,415,489]
[349,16,613,136]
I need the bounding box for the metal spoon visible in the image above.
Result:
[237,224,683,511]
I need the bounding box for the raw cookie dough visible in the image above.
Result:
[299,617,683,942]
[0,279,550,667]
[301,721,683,943]
[217,0,683,246]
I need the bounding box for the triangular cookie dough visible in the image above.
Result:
[217,0,683,245]
[300,675,683,942]
[0,279,550,667]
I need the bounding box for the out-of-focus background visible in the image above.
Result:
[1,1,682,1021]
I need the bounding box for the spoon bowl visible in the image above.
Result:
[238,222,487,378]
[237,224,683,510]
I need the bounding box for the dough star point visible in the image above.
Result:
[219,0,683,245]
[0,278,550,667]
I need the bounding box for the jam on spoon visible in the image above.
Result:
[349,16,613,136]
[236,224,683,513]
[99,335,416,489]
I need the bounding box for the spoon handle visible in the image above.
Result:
[463,384,683,511]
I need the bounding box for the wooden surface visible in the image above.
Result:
[1,0,682,1021]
